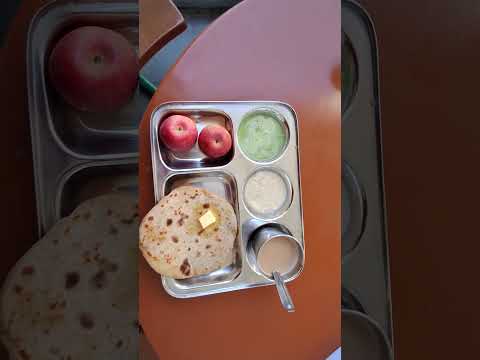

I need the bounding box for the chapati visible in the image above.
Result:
[1,194,139,360]
[139,186,237,279]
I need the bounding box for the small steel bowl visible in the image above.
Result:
[242,167,293,221]
[237,107,290,164]
[249,224,304,281]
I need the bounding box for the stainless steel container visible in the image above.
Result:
[150,101,304,298]
[250,224,304,280]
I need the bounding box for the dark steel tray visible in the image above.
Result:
[342,0,394,357]
[27,0,143,236]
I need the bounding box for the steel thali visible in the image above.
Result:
[150,101,304,298]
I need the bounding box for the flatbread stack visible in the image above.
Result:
[0,194,139,360]
[140,186,237,279]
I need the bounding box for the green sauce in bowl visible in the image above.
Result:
[237,110,287,162]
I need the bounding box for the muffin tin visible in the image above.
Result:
[342,0,394,357]
[150,101,304,298]
[27,0,144,236]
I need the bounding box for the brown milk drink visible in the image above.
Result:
[257,236,298,275]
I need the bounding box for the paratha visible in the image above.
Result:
[0,194,139,360]
[139,186,237,279]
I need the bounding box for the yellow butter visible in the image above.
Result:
[199,210,216,229]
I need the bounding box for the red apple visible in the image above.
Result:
[159,115,198,152]
[49,26,139,112]
[198,125,232,158]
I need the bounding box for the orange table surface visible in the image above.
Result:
[138,0,340,359]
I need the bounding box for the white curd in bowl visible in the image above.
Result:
[244,169,289,218]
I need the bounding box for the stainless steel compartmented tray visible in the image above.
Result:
[27,0,143,236]
[150,101,304,298]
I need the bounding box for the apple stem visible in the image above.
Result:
[93,55,103,64]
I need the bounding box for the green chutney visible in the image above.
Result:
[237,111,287,162]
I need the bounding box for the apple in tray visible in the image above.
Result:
[49,26,139,113]
[159,115,198,152]
[198,125,232,159]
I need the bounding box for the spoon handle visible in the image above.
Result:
[273,271,295,312]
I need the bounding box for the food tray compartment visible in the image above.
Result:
[150,101,304,298]
[157,110,234,169]
[28,0,147,159]
[163,171,238,206]
[56,160,138,219]
[162,171,242,289]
